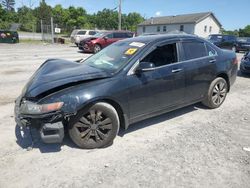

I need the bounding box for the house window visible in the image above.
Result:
[143,26,146,33]
[204,25,207,32]
[163,26,167,32]
[209,26,212,33]
[157,26,161,32]
[180,25,184,31]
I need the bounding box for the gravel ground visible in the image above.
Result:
[0,43,249,188]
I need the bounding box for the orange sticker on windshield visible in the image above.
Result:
[125,48,137,55]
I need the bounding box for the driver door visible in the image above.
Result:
[126,41,185,123]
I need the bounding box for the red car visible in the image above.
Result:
[79,31,134,53]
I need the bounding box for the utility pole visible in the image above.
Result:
[118,0,122,30]
[51,17,54,44]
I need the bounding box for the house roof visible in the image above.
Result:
[138,12,222,27]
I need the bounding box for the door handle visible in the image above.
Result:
[172,68,183,73]
[209,59,216,63]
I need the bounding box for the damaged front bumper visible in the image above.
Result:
[14,97,65,143]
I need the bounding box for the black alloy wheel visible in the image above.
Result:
[69,103,119,149]
[202,77,228,109]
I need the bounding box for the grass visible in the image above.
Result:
[19,39,47,44]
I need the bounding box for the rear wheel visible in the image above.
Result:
[202,77,228,109]
[69,102,120,149]
[94,44,101,53]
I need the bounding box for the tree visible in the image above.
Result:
[17,6,36,32]
[95,9,118,30]
[33,0,52,24]
[239,25,250,37]
[124,12,144,31]
[221,28,239,36]
[1,0,15,11]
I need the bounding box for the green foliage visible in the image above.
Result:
[33,0,52,24]
[17,6,36,32]
[124,12,144,31]
[0,4,18,29]
[239,25,250,37]
[221,28,239,36]
[0,1,144,34]
[1,0,15,11]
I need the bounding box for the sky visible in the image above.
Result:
[16,0,250,30]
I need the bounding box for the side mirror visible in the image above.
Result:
[103,36,108,40]
[136,62,155,73]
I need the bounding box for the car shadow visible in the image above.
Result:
[77,50,93,54]
[15,103,207,153]
[15,125,78,153]
[118,102,207,137]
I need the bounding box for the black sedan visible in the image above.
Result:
[236,37,250,52]
[240,51,250,74]
[15,34,238,149]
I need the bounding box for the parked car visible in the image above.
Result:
[240,51,250,74]
[0,30,19,43]
[208,34,237,51]
[15,34,238,149]
[70,29,80,43]
[78,31,134,53]
[73,30,99,46]
[235,37,250,52]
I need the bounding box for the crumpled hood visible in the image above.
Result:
[23,59,111,98]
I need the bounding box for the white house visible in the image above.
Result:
[137,12,222,38]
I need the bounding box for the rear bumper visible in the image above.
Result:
[14,97,65,143]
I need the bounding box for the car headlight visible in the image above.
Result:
[20,101,64,115]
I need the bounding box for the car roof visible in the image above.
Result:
[104,30,133,34]
[122,34,199,44]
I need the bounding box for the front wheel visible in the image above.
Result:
[69,102,120,149]
[202,77,228,109]
[93,44,102,53]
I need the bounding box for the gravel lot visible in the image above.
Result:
[0,43,249,188]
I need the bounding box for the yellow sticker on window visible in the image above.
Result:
[125,48,138,55]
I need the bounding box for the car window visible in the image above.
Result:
[182,41,207,60]
[209,35,222,42]
[141,43,178,67]
[82,41,144,72]
[77,31,87,35]
[106,33,113,38]
[126,33,134,38]
[224,35,236,42]
[206,44,217,56]
[113,33,123,38]
[89,31,97,35]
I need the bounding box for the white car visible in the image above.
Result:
[73,30,99,46]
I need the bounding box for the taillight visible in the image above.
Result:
[233,58,238,65]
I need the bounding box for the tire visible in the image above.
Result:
[69,102,120,149]
[93,44,101,53]
[202,77,228,109]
